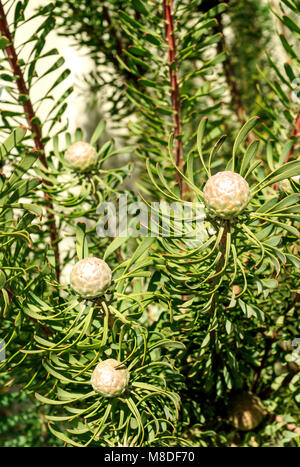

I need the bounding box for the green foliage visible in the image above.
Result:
[0,378,61,447]
[0,0,299,448]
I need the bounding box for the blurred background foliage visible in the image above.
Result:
[0,0,299,447]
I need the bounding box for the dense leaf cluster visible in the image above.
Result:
[0,0,299,447]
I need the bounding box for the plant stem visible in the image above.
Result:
[163,0,184,198]
[252,292,299,392]
[0,1,60,281]
[285,108,300,163]
[251,327,280,393]
[214,12,246,125]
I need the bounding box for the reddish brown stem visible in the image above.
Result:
[163,0,184,198]
[0,1,60,281]
[215,13,246,126]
